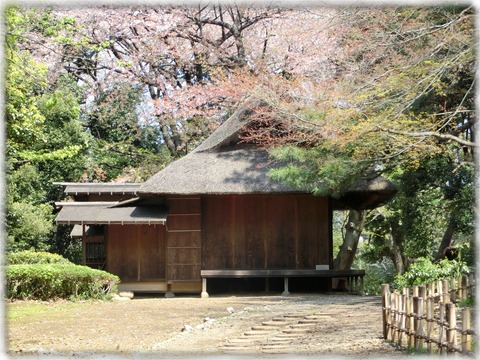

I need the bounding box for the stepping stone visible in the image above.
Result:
[274,332,301,339]
[261,344,291,353]
[251,325,278,331]
[299,319,322,324]
[289,323,317,329]
[272,317,288,322]
[225,338,256,345]
[265,338,291,343]
[262,320,289,327]
[282,327,313,334]
[243,330,271,337]
[283,313,306,318]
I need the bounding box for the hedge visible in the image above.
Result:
[5,251,119,300]
[7,250,72,265]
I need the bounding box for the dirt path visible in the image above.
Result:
[7,293,405,358]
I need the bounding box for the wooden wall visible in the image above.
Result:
[107,224,165,282]
[104,194,332,286]
[202,194,331,270]
[166,197,202,282]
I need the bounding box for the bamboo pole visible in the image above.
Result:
[397,291,405,347]
[438,302,445,354]
[447,303,456,353]
[417,296,425,350]
[450,277,456,304]
[381,284,390,339]
[412,296,419,350]
[442,279,450,304]
[462,307,471,354]
[392,290,399,343]
[426,296,434,353]
[460,275,467,300]
[407,293,415,349]
[428,281,434,300]
[437,279,443,303]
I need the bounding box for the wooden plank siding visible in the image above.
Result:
[202,194,332,271]
[106,224,165,282]
[166,197,202,282]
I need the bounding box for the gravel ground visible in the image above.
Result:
[7,293,407,359]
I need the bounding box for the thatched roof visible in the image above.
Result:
[139,99,397,210]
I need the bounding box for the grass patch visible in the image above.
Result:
[6,300,93,324]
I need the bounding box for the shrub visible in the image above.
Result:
[363,257,396,295]
[5,251,119,300]
[7,250,72,265]
[394,257,470,289]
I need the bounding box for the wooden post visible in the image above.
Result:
[442,279,450,304]
[450,277,456,304]
[447,303,456,353]
[398,292,406,347]
[407,293,415,349]
[282,277,290,296]
[426,296,434,353]
[460,275,467,300]
[438,302,445,354]
[412,296,419,350]
[417,296,425,350]
[428,281,434,299]
[381,284,390,339]
[201,277,209,298]
[462,307,471,354]
[391,290,398,343]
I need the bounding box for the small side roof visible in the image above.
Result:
[53,182,141,196]
[55,202,167,225]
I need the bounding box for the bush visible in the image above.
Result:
[363,257,396,295]
[394,257,470,289]
[7,250,72,265]
[5,251,119,300]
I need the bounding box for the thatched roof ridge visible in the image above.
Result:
[193,98,262,153]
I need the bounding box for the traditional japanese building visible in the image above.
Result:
[55,100,397,297]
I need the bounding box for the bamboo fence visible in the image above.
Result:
[382,274,476,355]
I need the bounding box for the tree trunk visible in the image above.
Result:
[333,209,365,290]
[434,215,455,262]
[387,233,405,275]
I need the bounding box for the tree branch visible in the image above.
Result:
[376,125,477,147]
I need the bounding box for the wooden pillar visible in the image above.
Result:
[282,277,290,296]
[201,277,209,298]
[381,284,390,339]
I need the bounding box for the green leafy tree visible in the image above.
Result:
[5,7,89,256]
[83,82,171,181]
